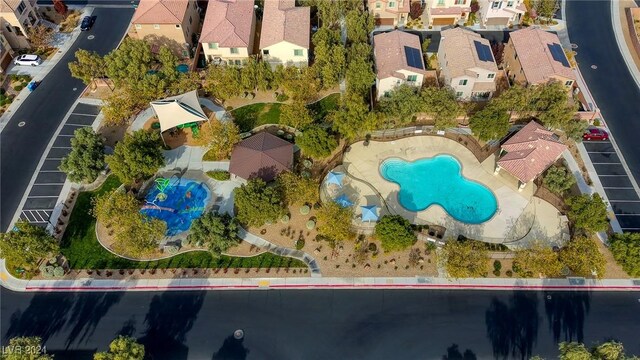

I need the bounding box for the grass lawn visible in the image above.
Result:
[308,93,340,122]
[61,175,305,270]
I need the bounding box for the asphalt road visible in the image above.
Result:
[1,288,640,359]
[0,6,134,231]
[565,0,640,184]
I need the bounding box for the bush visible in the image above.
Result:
[13,84,23,92]
[295,239,305,250]
[375,215,417,252]
[493,260,502,272]
[439,240,489,278]
[234,178,286,226]
[543,165,576,195]
[53,266,65,277]
[206,170,231,181]
[300,205,310,215]
[506,269,513,277]
[306,220,316,230]
[276,93,289,102]
[368,242,377,252]
[610,232,640,277]
[166,245,179,254]
[280,214,290,223]
[41,265,54,278]
[493,269,500,276]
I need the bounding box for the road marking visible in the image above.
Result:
[27,195,59,199]
[598,174,628,177]
[18,121,25,127]
[592,162,622,165]
[51,146,71,149]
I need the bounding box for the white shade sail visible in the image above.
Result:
[150,90,207,132]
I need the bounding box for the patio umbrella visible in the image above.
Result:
[335,194,353,208]
[361,205,379,222]
[326,171,344,187]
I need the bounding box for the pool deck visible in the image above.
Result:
[338,136,567,247]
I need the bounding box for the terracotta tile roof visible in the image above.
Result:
[200,0,254,47]
[430,6,471,16]
[132,0,189,24]
[439,27,498,78]
[498,121,567,183]
[259,0,310,49]
[229,132,293,181]
[509,28,576,85]
[374,30,425,80]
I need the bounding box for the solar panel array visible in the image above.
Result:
[404,46,424,70]
[473,40,493,62]
[547,43,571,68]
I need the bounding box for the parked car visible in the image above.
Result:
[80,16,94,31]
[13,54,42,66]
[583,128,609,141]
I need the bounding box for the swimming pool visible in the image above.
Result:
[380,155,498,224]
[140,177,211,236]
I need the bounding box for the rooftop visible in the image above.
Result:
[132,0,189,24]
[200,0,255,47]
[439,27,498,78]
[229,132,293,182]
[259,0,310,49]
[374,30,425,80]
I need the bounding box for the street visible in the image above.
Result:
[0,6,134,231]
[1,288,640,359]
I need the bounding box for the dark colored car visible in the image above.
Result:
[80,16,94,31]
[583,128,609,141]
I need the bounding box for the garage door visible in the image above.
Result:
[375,17,395,26]
[485,17,510,26]
[433,17,456,25]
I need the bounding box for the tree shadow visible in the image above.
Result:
[211,335,250,360]
[485,291,539,360]
[139,290,206,360]
[543,291,591,343]
[442,343,477,360]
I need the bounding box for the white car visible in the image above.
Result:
[13,54,43,66]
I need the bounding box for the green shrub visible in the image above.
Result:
[300,205,310,215]
[166,245,179,254]
[493,269,500,276]
[53,266,65,277]
[506,270,513,277]
[280,214,290,223]
[493,260,502,272]
[206,170,231,181]
[14,85,23,92]
[276,93,289,102]
[306,220,315,230]
[295,239,305,250]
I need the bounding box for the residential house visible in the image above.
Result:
[200,0,256,66]
[0,30,14,72]
[504,27,576,89]
[438,27,498,100]
[130,0,200,56]
[495,120,566,190]
[477,0,526,27]
[1,0,40,49]
[259,0,309,67]
[374,30,426,99]
[367,0,410,27]
[426,0,471,26]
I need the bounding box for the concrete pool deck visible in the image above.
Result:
[338,136,567,247]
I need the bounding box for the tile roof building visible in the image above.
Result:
[229,132,293,182]
[259,0,310,67]
[0,0,39,49]
[200,0,256,66]
[477,0,526,27]
[497,121,567,186]
[367,0,410,27]
[438,27,498,101]
[425,0,471,26]
[373,30,426,98]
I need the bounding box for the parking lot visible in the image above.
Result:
[19,102,101,227]
[583,140,640,231]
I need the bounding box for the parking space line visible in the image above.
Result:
[615,214,640,216]
[599,174,628,177]
[51,146,71,149]
[591,162,622,165]
[602,186,635,189]
[33,182,65,186]
[587,151,618,153]
[70,113,97,117]
[38,170,61,173]
[27,195,59,199]
[21,212,37,222]
[57,134,74,137]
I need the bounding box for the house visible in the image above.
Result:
[477,0,526,27]
[426,0,471,26]
[130,0,200,56]
[200,0,256,66]
[495,121,567,190]
[0,31,14,73]
[374,30,426,99]
[504,27,576,89]
[259,0,309,67]
[367,0,410,27]
[437,27,498,100]
[1,0,40,49]
[229,132,293,182]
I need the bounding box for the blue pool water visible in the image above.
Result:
[140,178,211,236]
[380,155,498,224]
[176,64,189,73]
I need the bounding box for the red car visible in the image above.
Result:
[583,128,609,141]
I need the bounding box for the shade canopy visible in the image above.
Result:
[150,90,207,133]
[335,194,353,208]
[326,171,344,187]
[361,205,379,222]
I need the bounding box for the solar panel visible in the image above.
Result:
[548,43,571,68]
[404,46,424,70]
[473,40,493,62]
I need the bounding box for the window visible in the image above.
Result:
[230,47,239,54]
[175,24,181,28]
[135,24,142,30]
[294,49,303,56]
[235,59,242,65]
[455,0,465,4]
[153,24,160,29]
[507,0,514,6]
[456,91,463,97]
[492,1,501,8]
[5,25,12,33]
[438,0,445,4]
[17,1,26,14]
[375,2,381,8]
[487,73,495,79]
[459,79,468,85]
[407,74,418,82]
[565,80,573,86]
[189,16,192,24]
[388,1,396,8]
[263,49,270,55]
[208,43,218,49]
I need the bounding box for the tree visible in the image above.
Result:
[317,202,355,242]
[205,65,243,101]
[277,66,320,102]
[533,0,559,23]
[187,212,240,256]
[592,341,625,360]
[542,165,576,195]
[312,28,346,88]
[69,49,107,88]
[102,88,141,126]
[421,86,461,129]
[59,127,105,183]
[513,242,563,278]
[27,25,53,52]
[421,38,431,54]
[105,38,153,87]
[561,119,588,142]
[0,221,58,273]
[106,130,165,184]
[531,81,576,129]
[240,56,273,91]
[375,215,417,252]
[296,125,338,159]
[93,190,165,258]
[1,336,53,360]
[345,9,374,43]
[491,42,505,65]
[53,0,68,15]
[559,236,606,278]
[557,341,628,360]
[439,240,489,278]
[168,71,202,95]
[468,103,510,141]
[330,91,377,140]
[378,84,423,127]
[234,179,286,227]
[345,43,375,95]
[610,232,640,277]
[280,101,315,130]
[94,336,144,360]
[193,120,241,160]
[566,193,609,234]
[558,342,592,360]
[276,172,319,205]
[409,1,424,19]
